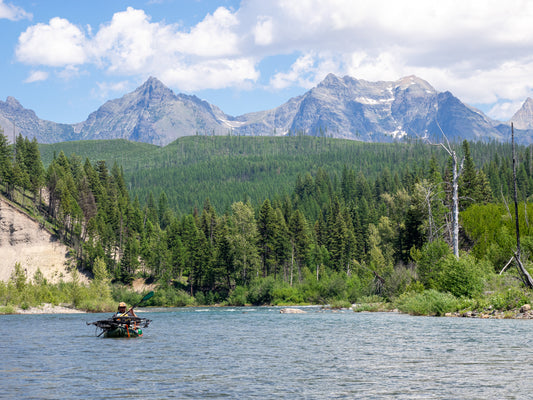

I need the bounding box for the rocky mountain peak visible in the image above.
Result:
[511,97,533,130]
[133,76,176,104]
[1,74,532,146]
[395,75,435,93]
[5,96,23,109]
[321,73,343,85]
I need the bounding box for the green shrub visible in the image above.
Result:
[412,239,450,289]
[345,275,363,303]
[395,290,459,316]
[271,283,304,305]
[227,286,248,306]
[329,299,353,309]
[353,303,388,312]
[436,254,490,298]
[149,287,195,307]
[247,277,275,305]
[320,272,348,300]
[77,297,115,312]
[352,295,388,312]
[488,286,533,310]
[0,305,16,314]
[382,265,416,299]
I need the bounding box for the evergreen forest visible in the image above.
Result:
[3,130,533,315]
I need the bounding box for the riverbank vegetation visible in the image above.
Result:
[2,132,533,316]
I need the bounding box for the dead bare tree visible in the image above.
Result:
[511,123,533,288]
[430,122,462,258]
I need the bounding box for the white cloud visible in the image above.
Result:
[253,16,273,46]
[489,101,524,121]
[92,80,131,100]
[24,70,48,83]
[270,52,341,89]
[16,17,87,66]
[14,1,533,119]
[0,0,31,21]
[172,7,240,57]
[91,8,161,73]
[161,58,259,91]
[16,7,252,91]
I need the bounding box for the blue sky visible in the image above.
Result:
[1,0,533,124]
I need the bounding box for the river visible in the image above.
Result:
[1,307,532,399]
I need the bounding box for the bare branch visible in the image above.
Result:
[435,120,452,152]
[499,256,514,275]
[501,186,512,219]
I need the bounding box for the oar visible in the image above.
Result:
[120,291,154,317]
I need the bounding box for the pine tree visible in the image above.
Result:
[257,199,277,277]
[272,207,290,280]
[0,129,13,191]
[227,202,259,286]
[289,209,310,285]
[24,138,44,205]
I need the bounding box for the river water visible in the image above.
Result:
[1,307,532,399]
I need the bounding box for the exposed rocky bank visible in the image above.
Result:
[0,196,81,284]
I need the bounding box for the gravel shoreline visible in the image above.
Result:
[15,303,86,314]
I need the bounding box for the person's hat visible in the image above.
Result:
[118,302,127,308]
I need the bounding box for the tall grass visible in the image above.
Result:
[0,263,116,313]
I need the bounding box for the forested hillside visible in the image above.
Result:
[40,135,525,215]
[4,131,533,313]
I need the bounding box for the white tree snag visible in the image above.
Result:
[435,125,461,259]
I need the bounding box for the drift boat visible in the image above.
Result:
[87,291,154,338]
[88,315,151,338]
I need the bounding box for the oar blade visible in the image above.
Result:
[141,291,154,303]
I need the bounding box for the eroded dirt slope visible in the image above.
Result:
[0,196,79,283]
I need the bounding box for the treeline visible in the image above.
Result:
[40,136,524,216]
[3,130,533,310]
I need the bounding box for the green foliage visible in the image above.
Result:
[0,265,115,312]
[486,286,533,311]
[436,254,490,298]
[271,282,304,305]
[382,265,417,299]
[38,137,448,215]
[352,295,389,312]
[461,203,515,266]
[329,299,353,309]
[227,286,248,306]
[0,305,16,315]
[0,135,530,311]
[247,277,275,305]
[151,288,195,307]
[11,262,27,291]
[395,290,460,316]
[412,239,451,289]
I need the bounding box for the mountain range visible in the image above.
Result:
[1,74,532,146]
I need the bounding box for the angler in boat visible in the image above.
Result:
[116,301,136,317]
[87,291,153,338]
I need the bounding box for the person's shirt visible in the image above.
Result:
[115,310,135,317]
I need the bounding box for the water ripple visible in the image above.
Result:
[1,310,533,398]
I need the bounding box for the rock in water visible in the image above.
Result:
[280,308,306,314]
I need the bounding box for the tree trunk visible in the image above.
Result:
[512,123,533,288]
[290,242,294,287]
[451,151,460,258]
[433,122,461,257]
